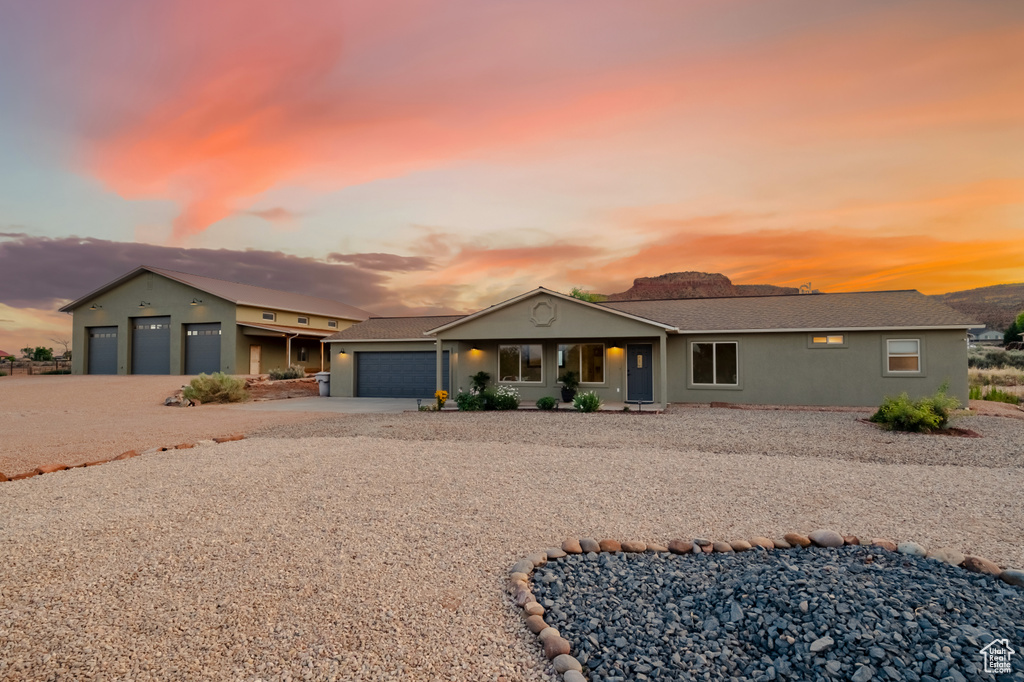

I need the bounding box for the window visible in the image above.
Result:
[262,312,276,321]
[297,316,309,325]
[499,344,543,382]
[298,347,308,362]
[328,320,338,328]
[692,341,738,385]
[557,343,605,383]
[811,335,845,345]
[887,339,920,372]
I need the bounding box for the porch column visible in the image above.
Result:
[436,337,443,392]
[659,331,669,407]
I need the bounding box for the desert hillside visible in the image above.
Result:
[932,283,1024,330]
[604,272,803,301]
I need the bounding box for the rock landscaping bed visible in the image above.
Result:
[510,535,1024,682]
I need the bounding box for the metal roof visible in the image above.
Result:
[59,266,374,321]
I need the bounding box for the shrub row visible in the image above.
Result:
[968,348,1024,371]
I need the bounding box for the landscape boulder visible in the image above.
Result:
[962,555,1002,576]
[808,529,844,548]
[35,463,69,475]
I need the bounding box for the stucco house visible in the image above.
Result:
[324,287,974,406]
[60,266,372,375]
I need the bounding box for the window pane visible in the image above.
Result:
[812,336,827,344]
[521,344,543,382]
[581,344,604,382]
[826,335,844,344]
[499,346,520,381]
[715,343,738,384]
[888,340,919,354]
[889,356,919,372]
[693,343,714,384]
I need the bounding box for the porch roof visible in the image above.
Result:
[238,321,334,339]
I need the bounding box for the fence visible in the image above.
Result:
[0,359,72,376]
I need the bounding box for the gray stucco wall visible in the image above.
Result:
[70,272,239,375]
[666,329,969,406]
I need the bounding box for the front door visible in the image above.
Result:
[626,343,653,402]
[249,345,262,374]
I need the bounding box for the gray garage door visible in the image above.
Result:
[87,326,118,375]
[185,323,222,375]
[356,351,450,398]
[132,316,171,375]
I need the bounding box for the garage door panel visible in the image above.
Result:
[356,351,449,398]
[185,323,221,375]
[132,316,171,375]
[87,326,118,375]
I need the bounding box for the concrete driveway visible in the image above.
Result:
[233,396,419,413]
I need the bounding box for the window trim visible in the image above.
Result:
[556,342,607,385]
[807,333,848,349]
[689,340,740,388]
[261,311,276,322]
[296,316,309,326]
[327,320,338,328]
[497,343,544,384]
[885,338,922,374]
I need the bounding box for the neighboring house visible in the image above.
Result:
[968,327,1004,344]
[0,350,11,359]
[59,266,372,375]
[325,287,974,406]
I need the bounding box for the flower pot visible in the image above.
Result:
[561,388,577,403]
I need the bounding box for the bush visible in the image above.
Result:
[573,390,602,413]
[490,385,520,410]
[268,365,305,380]
[968,348,1024,371]
[869,383,960,432]
[969,385,982,400]
[455,391,484,411]
[470,371,490,393]
[0,371,6,376]
[183,372,249,404]
[984,387,1020,405]
[536,396,557,410]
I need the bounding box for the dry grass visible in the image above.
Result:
[969,367,1024,389]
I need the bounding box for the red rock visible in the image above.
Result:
[599,539,622,553]
[175,443,194,449]
[35,463,69,475]
[213,434,245,443]
[544,637,571,659]
[962,555,1001,575]
[871,539,898,552]
[523,602,544,617]
[729,540,752,552]
[710,401,732,408]
[668,539,693,554]
[0,471,7,482]
[843,535,861,545]
[750,537,775,550]
[9,471,37,481]
[701,544,713,553]
[621,541,647,553]
[561,538,582,554]
[773,538,792,549]
[524,615,547,634]
[784,533,811,548]
[84,459,109,467]
[113,450,139,461]
[713,542,734,553]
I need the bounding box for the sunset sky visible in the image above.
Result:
[1,0,1023,352]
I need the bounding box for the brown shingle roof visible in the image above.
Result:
[600,290,975,331]
[324,315,466,341]
[59,266,373,321]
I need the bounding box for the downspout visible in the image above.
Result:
[286,332,300,367]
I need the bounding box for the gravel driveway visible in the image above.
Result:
[2,409,1022,681]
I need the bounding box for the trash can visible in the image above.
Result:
[315,371,330,397]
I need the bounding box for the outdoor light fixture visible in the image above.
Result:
[138,301,150,308]
[190,298,202,305]
[89,303,102,310]
[339,348,346,354]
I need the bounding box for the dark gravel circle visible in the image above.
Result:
[532,546,1024,682]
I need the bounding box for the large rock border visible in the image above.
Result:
[0,434,247,483]
[508,531,1024,682]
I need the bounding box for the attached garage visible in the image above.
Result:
[87,326,118,375]
[356,351,449,398]
[184,323,222,375]
[131,316,171,375]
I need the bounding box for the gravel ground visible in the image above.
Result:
[533,548,1024,681]
[0,376,321,475]
[2,424,1023,681]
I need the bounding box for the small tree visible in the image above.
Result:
[31,346,54,362]
[50,338,71,358]
[569,286,602,303]
[1004,312,1024,346]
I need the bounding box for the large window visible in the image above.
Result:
[557,343,605,383]
[692,341,738,386]
[887,339,920,372]
[499,344,543,382]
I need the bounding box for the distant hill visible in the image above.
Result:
[932,283,1024,330]
[604,272,805,301]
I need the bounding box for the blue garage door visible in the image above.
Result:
[132,316,171,375]
[185,323,222,375]
[87,326,118,375]
[356,351,449,398]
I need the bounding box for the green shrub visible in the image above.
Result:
[969,385,982,400]
[0,371,6,377]
[984,387,1021,405]
[968,348,1024,371]
[455,391,484,411]
[491,385,520,410]
[536,396,557,411]
[268,365,305,380]
[183,372,249,404]
[470,371,490,393]
[869,383,960,432]
[573,390,602,413]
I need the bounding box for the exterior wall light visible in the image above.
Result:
[138,301,150,308]
[89,304,102,310]
[190,298,203,305]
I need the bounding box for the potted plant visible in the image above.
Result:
[558,370,579,403]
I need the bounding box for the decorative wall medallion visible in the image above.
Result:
[530,300,557,327]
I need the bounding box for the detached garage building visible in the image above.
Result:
[60,266,372,376]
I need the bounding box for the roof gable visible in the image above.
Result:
[59,266,373,321]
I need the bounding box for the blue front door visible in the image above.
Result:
[626,343,653,402]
